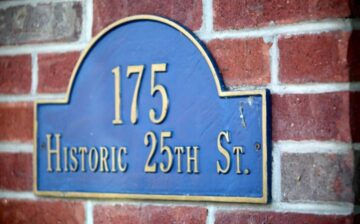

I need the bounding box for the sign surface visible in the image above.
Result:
[35,15,270,203]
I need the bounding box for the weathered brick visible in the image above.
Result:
[281,152,354,202]
[0,2,82,46]
[92,0,202,35]
[207,39,271,86]
[215,210,354,224]
[38,52,80,93]
[355,150,360,205]
[0,55,32,94]
[279,32,359,83]
[214,0,351,30]
[272,93,350,141]
[0,199,84,224]
[94,205,207,224]
[0,153,32,191]
[0,103,33,142]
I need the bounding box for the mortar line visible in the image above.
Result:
[0,142,33,153]
[206,205,216,224]
[85,201,94,224]
[83,0,93,41]
[274,141,353,154]
[271,144,282,202]
[202,0,213,33]
[197,18,358,41]
[270,36,279,85]
[31,53,38,95]
[0,93,66,102]
[0,42,87,56]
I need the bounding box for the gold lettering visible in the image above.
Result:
[233,146,244,174]
[89,147,99,172]
[111,147,116,172]
[63,147,68,172]
[127,65,144,124]
[79,147,88,172]
[160,131,173,173]
[112,66,123,124]
[174,146,184,173]
[144,131,157,173]
[46,133,61,172]
[118,147,128,172]
[187,146,199,174]
[70,147,78,172]
[100,146,109,172]
[217,131,231,174]
[149,63,169,124]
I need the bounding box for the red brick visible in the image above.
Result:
[38,52,80,93]
[272,92,350,141]
[92,0,202,35]
[215,211,354,224]
[0,199,84,224]
[282,152,354,202]
[214,0,351,30]
[0,103,33,142]
[0,55,32,94]
[0,153,32,191]
[94,205,207,224]
[207,39,271,86]
[279,32,358,83]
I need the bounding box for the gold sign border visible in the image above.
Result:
[34,15,269,203]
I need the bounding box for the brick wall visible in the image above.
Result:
[0,0,359,223]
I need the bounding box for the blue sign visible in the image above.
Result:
[35,15,270,203]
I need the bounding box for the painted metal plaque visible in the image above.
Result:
[34,15,270,203]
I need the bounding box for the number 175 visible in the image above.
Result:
[112,63,169,125]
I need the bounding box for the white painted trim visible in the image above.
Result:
[0,191,36,200]
[85,201,94,224]
[0,93,66,102]
[197,19,355,41]
[31,54,38,95]
[274,141,352,154]
[0,142,33,153]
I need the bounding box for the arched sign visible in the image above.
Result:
[34,15,270,203]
